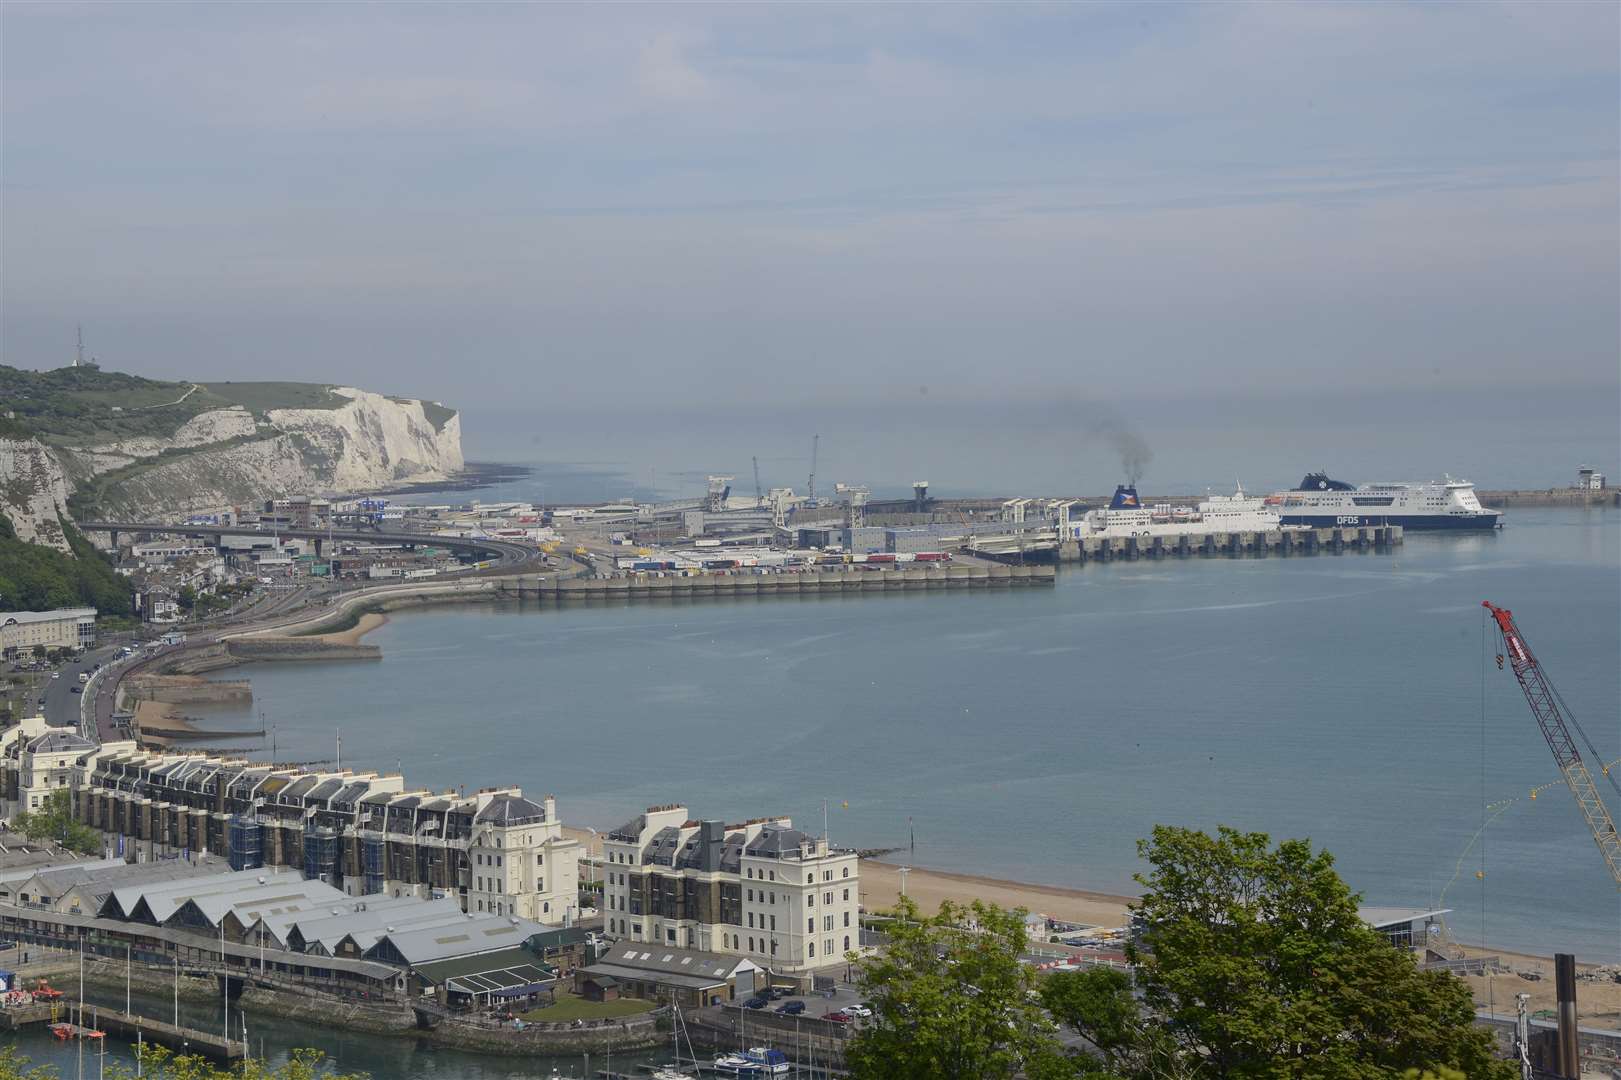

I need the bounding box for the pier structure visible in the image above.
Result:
[496,562,1056,602]
[1051,524,1402,563]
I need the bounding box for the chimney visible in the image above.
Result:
[700,820,725,873]
[1554,953,1578,1079]
[544,794,556,823]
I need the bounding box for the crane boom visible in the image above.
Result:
[1483,601,1621,885]
[807,434,820,506]
[753,456,764,508]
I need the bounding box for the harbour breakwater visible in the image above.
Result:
[1056,524,1402,563]
[497,562,1057,602]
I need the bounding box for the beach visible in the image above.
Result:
[307,610,390,646]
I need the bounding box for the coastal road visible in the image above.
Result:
[41,646,119,730]
[77,521,540,570]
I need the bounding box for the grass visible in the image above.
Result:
[197,382,348,414]
[518,995,656,1023]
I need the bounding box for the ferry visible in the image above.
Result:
[1067,484,1289,540]
[1265,473,1502,530]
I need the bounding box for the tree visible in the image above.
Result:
[845,896,1081,1080]
[0,1044,369,1080]
[1044,826,1514,1080]
[13,788,101,854]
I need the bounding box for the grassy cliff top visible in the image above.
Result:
[2,366,453,444]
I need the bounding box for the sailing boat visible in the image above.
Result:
[651,1002,697,1080]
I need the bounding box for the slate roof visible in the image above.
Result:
[25,730,97,755]
[474,795,547,827]
[744,826,811,859]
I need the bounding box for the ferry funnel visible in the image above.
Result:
[1109,485,1141,510]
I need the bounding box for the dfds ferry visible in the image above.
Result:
[1265,473,1502,530]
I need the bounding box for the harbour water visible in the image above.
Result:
[194,506,1620,966]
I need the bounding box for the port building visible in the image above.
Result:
[601,805,862,982]
[0,607,97,657]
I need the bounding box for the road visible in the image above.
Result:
[40,646,120,731]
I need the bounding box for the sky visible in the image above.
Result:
[2,2,1617,487]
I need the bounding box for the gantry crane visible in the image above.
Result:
[1483,601,1621,885]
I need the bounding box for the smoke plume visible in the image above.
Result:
[1072,402,1154,485]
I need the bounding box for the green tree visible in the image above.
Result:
[0,1044,369,1079]
[13,788,101,855]
[845,897,1080,1080]
[1043,826,1512,1080]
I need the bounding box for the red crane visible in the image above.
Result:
[1483,601,1621,885]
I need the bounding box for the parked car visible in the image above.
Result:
[765,987,790,1000]
[742,995,769,1010]
[70,686,82,694]
[845,1004,873,1018]
[822,1011,853,1024]
[774,1000,805,1015]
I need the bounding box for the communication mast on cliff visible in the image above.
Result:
[75,325,84,368]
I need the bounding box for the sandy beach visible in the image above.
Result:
[306,610,390,646]
[860,860,1135,928]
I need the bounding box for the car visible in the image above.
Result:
[845,1004,873,1018]
[51,673,60,680]
[774,1000,805,1015]
[70,686,82,694]
[822,1011,853,1024]
[742,995,769,1010]
[765,987,791,1000]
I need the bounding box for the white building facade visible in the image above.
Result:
[601,805,862,979]
[0,609,96,657]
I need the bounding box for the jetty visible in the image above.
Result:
[1,1003,244,1060]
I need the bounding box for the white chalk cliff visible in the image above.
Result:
[2,387,463,550]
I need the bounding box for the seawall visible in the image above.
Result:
[497,563,1057,602]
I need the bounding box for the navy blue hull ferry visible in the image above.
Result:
[1264,473,1503,530]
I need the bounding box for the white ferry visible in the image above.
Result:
[1067,484,1289,540]
[1265,473,1501,531]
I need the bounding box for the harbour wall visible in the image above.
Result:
[497,563,1057,602]
[1477,489,1619,508]
[1055,524,1402,563]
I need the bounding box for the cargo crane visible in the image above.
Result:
[753,456,764,508]
[1483,601,1621,885]
[807,434,820,507]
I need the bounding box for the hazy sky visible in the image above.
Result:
[4,2,1618,420]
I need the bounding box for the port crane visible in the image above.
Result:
[1483,601,1621,885]
[752,456,764,508]
[807,434,820,507]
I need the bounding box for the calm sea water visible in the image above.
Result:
[192,506,1620,970]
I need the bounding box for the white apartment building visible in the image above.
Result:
[0,714,133,820]
[601,805,862,978]
[0,609,96,657]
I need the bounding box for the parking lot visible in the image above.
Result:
[729,982,872,1026]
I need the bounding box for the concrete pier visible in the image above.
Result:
[499,563,1058,603]
[1055,524,1401,563]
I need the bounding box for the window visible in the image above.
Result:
[477,900,484,911]
[477,876,483,890]
[667,928,676,944]
[496,855,503,867]
[824,891,832,904]
[748,913,755,928]
[842,888,850,901]
[823,915,833,931]
[808,942,815,958]
[808,893,815,907]
[747,888,754,902]
[806,873,813,884]
[769,892,775,904]
[768,870,775,881]
[537,854,544,865]
[544,902,550,914]
[842,867,850,878]
[825,938,834,956]
[770,940,778,955]
[844,935,850,952]
[748,936,755,951]
[824,871,831,882]
[769,915,776,931]
[747,867,754,879]
[807,918,814,933]
[844,912,850,927]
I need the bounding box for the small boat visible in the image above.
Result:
[744,1048,790,1075]
[650,1068,697,1080]
[713,1053,757,1075]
